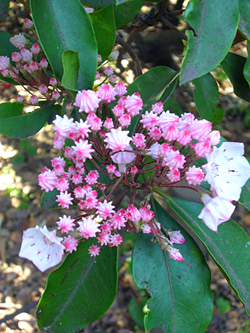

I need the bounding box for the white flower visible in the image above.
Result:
[198,193,235,232]
[203,142,250,201]
[19,226,64,272]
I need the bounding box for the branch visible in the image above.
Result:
[159,15,187,41]
[115,36,142,77]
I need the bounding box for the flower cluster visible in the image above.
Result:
[0,20,62,105]
[19,79,250,271]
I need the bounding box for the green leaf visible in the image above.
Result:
[221,52,250,102]
[0,0,10,20]
[114,0,144,29]
[40,189,60,210]
[62,50,79,92]
[80,0,115,6]
[239,0,250,40]
[163,195,250,315]
[0,103,60,138]
[180,0,239,84]
[239,157,250,211]
[89,5,116,62]
[132,198,213,333]
[127,66,178,137]
[193,73,225,125]
[244,42,250,87]
[37,240,118,332]
[30,0,98,90]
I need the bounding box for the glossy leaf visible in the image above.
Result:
[89,5,116,62]
[239,0,250,40]
[243,42,250,87]
[80,0,115,6]
[0,32,20,85]
[221,52,250,102]
[193,73,224,125]
[114,0,144,29]
[62,50,79,92]
[127,66,178,137]
[162,195,250,315]
[40,189,60,210]
[132,198,213,333]
[37,240,117,332]
[30,0,98,90]
[0,0,10,20]
[0,103,60,138]
[180,0,239,84]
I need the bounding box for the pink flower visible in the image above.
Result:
[50,78,57,86]
[40,58,48,68]
[110,210,126,230]
[56,191,73,209]
[17,95,24,102]
[164,150,185,170]
[168,231,185,244]
[77,217,100,239]
[19,225,64,272]
[20,48,33,63]
[52,115,75,139]
[97,200,115,220]
[10,34,27,49]
[167,169,180,182]
[104,66,114,76]
[109,234,122,246]
[88,244,100,256]
[125,93,143,117]
[12,52,21,62]
[76,119,91,139]
[0,56,9,70]
[190,119,212,141]
[198,193,235,232]
[97,83,116,103]
[56,215,75,234]
[152,102,163,114]
[85,170,99,185]
[111,148,135,173]
[115,82,127,96]
[39,84,48,94]
[146,143,160,159]
[167,247,183,261]
[203,142,250,201]
[104,127,131,152]
[158,111,179,129]
[38,169,57,192]
[23,18,33,29]
[74,90,100,113]
[52,91,60,100]
[140,111,158,129]
[63,235,78,253]
[185,166,204,186]
[72,139,94,162]
[30,43,40,54]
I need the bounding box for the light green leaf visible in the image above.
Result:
[62,50,79,92]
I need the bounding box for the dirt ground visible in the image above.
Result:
[1,2,250,333]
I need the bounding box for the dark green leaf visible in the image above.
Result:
[0,103,60,138]
[127,66,178,137]
[0,0,10,20]
[193,73,224,125]
[40,189,60,210]
[89,5,116,62]
[239,0,250,40]
[37,240,118,333]
[180,0,239,84]
[132,197,213,333]
[221,52,250,102]
[80,0,115,6]
[164,196,250,315]
[244,42,250,87]
[114,0,144,29]
[62,50,79,92]
[30,0,98,90]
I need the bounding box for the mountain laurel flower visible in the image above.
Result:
[125,93,143,117]
[30,43,41,54]
[104,127,131,152]
[0,56,10,70]
[19,225,65,272]
[63,235,78,253]
[203,142,250,201]
[168,231,185,244]
[38,169,57,192]
[77,217,101,239]
[20,48,33,63]
[56,191,73,209]
[88,244,100,256]
[167,247,183,261]
[74,90,100,113]
[10,34,27,48]
[198,193,236,232]
[56,215,75,234]
[23,18,33,29]
[185,166,204,186]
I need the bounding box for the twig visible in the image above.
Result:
[115,36,142,77]
[159,15,187,41]
[0,300,39,324]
